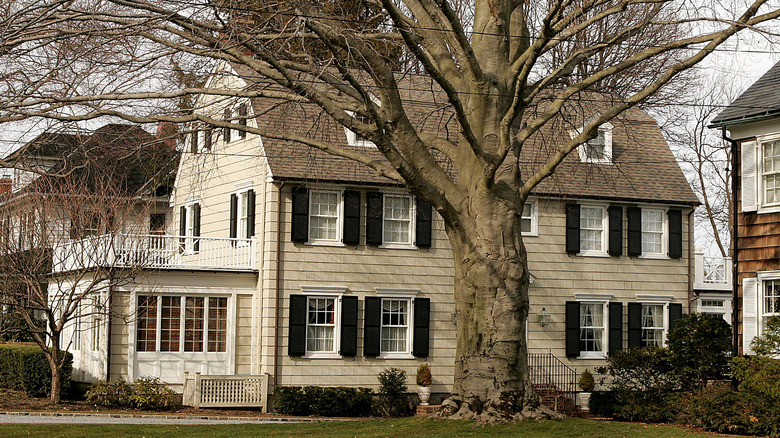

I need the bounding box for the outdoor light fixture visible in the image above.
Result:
[537,308,551,327]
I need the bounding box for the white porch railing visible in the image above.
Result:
[52,234,255,273]
[182,372,270,411]
[693,252,732,291]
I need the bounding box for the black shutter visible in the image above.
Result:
[366,192,383,246]
[565,204,580,254]
[565,301,580,357]
[609,302,623,355]
[340,296,358,356]
[178,206,186,250]
[413,297,431,357]
[204,129,212,151]
[193,203,201,252]
[668,209,683,259]
[608,206,623,256]
[238,104,247,138]
[628,302,642,348]
[627,207,642,257]
[288,295,307,356]
[343,191,361,245]
[247,189,256,237]
[229,194,238,239]
[291,188,309,242]
[190,130,198,154]
[415,198,432,248]
[669,303,683,331]
[363,297,381,356]
[223,107,232,142]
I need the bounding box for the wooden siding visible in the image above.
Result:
[109,292,130,380]
[236,294,253,374]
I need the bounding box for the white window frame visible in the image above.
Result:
[636,295,673,348]
[575,122,613,164]
[375,288,418,359]
[301,288,343,359]
[760,136,780,210]
[696,293,732,323]
[307,189,344,246]
[639,207,668,259]
[521,199,538,237]
[578,204,608,257]
[577,300,608,359]
[758,272,780,336]
[380,193,416,249]
[345,108,378,148]
[184,202,199,254]
[235,187,252,241]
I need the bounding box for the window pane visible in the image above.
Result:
[765,280,780,315]
[309,191,339,240]
[160,296,181,352]
[184,297,204,352]
[136,296,157,352]
[207,297,228,352]
[579,303,604,353]
[641,209,664,254]
[641,304,665,347]
[580,207,603,251]
[381,299,409,353]
[306,297,336,353]
[383,195,412,244]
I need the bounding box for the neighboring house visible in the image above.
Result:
[60,63,705,409]
[0,123,178,381]
[710,60,780,355]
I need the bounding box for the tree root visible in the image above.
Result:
[438,395,561,424]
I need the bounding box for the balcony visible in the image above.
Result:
[52,234,256,273]
[693,252,732,291]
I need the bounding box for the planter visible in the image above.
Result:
[576,392,591,411]
[418,386,431,406]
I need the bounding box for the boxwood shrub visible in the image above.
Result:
[0,343,72,397]
[273,386,373,417]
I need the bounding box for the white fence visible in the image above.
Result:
[693,252,732,291]
[52,234,255,272]
[182,373,270,411]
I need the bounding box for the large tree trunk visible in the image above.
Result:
[439,189,547,422]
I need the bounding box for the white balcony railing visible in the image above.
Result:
[693,252,732,291]
[52,234,255,273]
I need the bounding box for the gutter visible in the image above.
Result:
[105,284,113,380]
[722,127,740,357]
[273,182,284,389]
[709,110,780,130]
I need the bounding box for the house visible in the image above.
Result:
[0,123,178,382]
[710,60,780,355]
[55,63,704,409]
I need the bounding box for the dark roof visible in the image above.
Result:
[710,61,780,127]
[231,65,698,206]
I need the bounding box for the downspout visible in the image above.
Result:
[105,284,113,380]
[722,127,739,357]
[273,182,284,388]
[688,209,695,313]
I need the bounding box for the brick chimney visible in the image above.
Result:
[0,176,12,195]
[156,122,178,149]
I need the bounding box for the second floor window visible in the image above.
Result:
[641,209,665,255]
[762,140,780,206]
[383,194,413,245]
[580,206,605,253]
[309,190,341,242]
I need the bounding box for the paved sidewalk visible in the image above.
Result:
[0,411,332,425]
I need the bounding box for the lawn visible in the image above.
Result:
[1,418,719,438]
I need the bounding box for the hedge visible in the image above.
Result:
[273,386,373,417]
[0,343,72,397]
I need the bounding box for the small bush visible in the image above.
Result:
[85,379,133,406]
[377,368,409,417]
[129,376,176,410]
[416,363,432,386]
[733,355,780,399]
[273,386,373,417]
[579,369,595,392]
[666,313,732,390]
[0,344,72,398]
[588,390,618,417]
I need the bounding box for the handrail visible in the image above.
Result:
[528,352,578,410]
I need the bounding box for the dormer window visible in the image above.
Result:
[577,122,613,164]
[345,112,376,147]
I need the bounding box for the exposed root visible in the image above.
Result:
[438,395,562,424]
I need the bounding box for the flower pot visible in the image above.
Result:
[418,386,431,406]
[576,392,591,411]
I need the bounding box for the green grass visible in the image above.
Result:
[0,418,716,438]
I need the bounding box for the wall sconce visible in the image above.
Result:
[537,308,551,327]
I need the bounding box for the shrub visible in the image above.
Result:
[0,343,72,398]
[588,390,618,417]
[85,379,133,407]
[272,386,373,417]
[675,383,756,435]
[751,314,780,356]
[579,369,595,392]
[416,363,432,386]
[597,346,676,394]
[377,368,409,417]
[733,355,780,399]
[666,313,732,389]
[129,376,176,410]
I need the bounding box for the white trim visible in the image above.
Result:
[576,300,609,359]
[234,181,253,190]
[757,134,780,213]
[575,293,614,301]
[307,189,344,246]
[573,122,613,165]
[302,294,343,359]
[379,193,416,248]
[521,199,539,237]
[301,285,349,295]
[635,294,674,303]
[637,206,669,258]
[577,204,608,256]
[375,288,420,297]
[377,296,414,359]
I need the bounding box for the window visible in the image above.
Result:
[579,302,606,357]
[762,140,780,206]
[763,279,780,331]
[580,206,606,254]
[309,190,341,242]
[180,203,200,253]
[700,299,724,308]
[237,104,247,139]
[306,297,337,355]
[136,295,228,353]
[91,297,102,352]
[577,122,613,164]
[380,298,411,356]
[223,107,232,143]
[641,304,665,347]
[641,209,665,256]
[72,304,82,351]
[345,112,376,147]
[383,194,414,246]
[521,201,538,236]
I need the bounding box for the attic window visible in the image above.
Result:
[345,112,376,147]
[577,122,613,164]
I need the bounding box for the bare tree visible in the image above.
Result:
[0,0,779,421]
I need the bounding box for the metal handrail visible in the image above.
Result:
[528,352,578,410]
